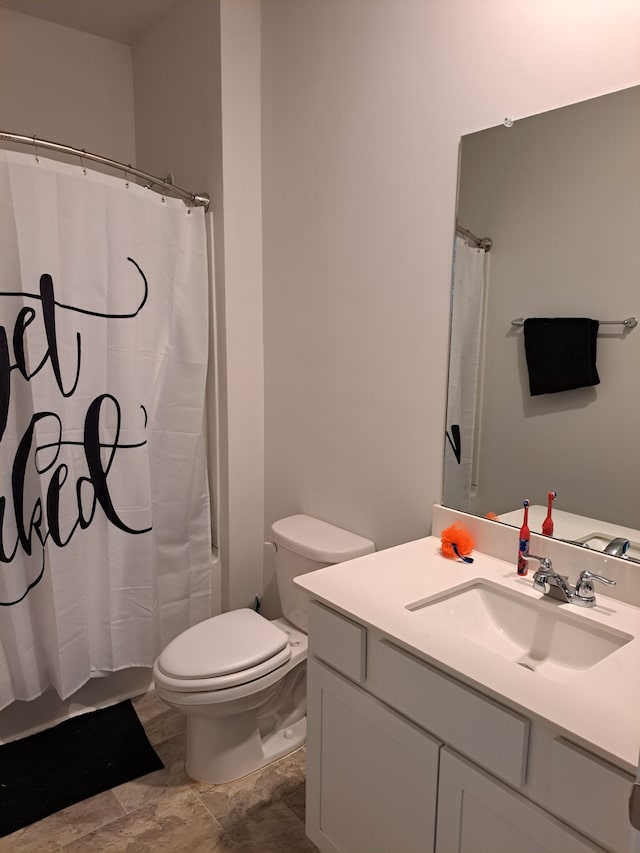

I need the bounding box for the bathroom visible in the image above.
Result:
[0,1,639,851]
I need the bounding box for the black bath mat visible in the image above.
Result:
[0,699,163,837]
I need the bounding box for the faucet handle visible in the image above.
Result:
[525,554,553,570]
[575,569,615,587]
[573,570,616,607]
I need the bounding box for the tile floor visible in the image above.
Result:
[1,692,319,853]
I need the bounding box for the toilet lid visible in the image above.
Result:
[156,608,290,681]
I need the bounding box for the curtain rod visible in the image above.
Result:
[456,225,492,252]
[0,131,210,211]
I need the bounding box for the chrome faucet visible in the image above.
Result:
[526,554,573,603]
[525,554,616,607]
[603,537,630,558]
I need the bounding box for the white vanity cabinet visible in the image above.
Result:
[306,659,440,853]
[306,600,631,853]
[436,749,603,853]
[305,600,440,853]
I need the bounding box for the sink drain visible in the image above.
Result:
[517,661,535,672]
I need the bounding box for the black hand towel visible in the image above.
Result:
[523,318,600,396]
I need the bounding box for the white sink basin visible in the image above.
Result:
[406,581,633,683]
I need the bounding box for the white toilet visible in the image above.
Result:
[153,514,375,784]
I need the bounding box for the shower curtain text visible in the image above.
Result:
[0,150,212,710]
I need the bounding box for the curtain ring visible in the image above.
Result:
[80,149,87,175]
[161,173,173,204]
[124,166,130,189]
[33,135,40,163]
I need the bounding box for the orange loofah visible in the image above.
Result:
[440,522,474,560]
[486,511,500,521]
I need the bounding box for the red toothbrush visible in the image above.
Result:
[517,500,530,576]
[542,491,556,537]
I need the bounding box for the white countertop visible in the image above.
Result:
[295,536,640,774]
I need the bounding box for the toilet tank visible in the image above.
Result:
[271,514,375,631]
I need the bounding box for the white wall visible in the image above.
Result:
[132,0,221,202]
[3,0,640,619]
[0,7,135,162]
[457,86,640,528]
[134,0,264,613]
[133,0,223,619]
[217,0,264,611]
[261,1,640,602]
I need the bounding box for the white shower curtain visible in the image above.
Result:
[0,150,212,710]
[443,235,486,512]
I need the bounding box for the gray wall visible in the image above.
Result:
[0,7,134,161]
[457,86,640,528]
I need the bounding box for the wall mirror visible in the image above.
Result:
[443,85,640,559]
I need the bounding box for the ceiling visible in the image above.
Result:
[0,0,183,45]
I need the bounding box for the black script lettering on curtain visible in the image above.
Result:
[0,258,152,606]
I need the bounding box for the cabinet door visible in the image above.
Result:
[306,658,441,853]
[436,749,606,853]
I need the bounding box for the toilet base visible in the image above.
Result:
[154,618,308,785]
[185,710,307,784]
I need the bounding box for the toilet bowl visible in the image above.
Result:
[153,611,308,783]
[153,515,375,784]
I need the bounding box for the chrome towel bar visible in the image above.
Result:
[511,317,637,329]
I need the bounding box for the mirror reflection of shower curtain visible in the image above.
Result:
[0,150,213,710]
[443,236,486,512]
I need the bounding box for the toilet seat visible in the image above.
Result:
[155,608,292,693]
